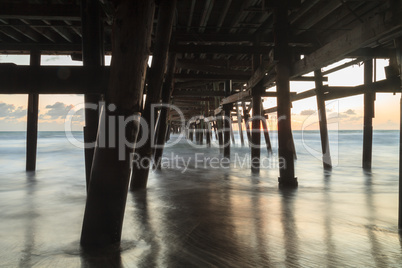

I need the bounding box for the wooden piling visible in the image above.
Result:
[230,123,235,144]
[274,3,297,187]
[26,50,40,172]
[217,115,224,153]
[260,101,273,155]
[314,69,332,169]
[363,59,374,170]
[223,80,232,159]
[200,119,204,145]
[130,0,177,190]
[81,0,155,248]
[206,121,211,147]
[251,89,262,173]
[153,53,176,170]
[81,0,104,189]
[189,124,194,141]
[236,103,245,146]
[242,101,252,145]
[212,120,218,140]
[399,96,402,230]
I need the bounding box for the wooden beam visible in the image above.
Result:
[174,73,249,81]
[0,4,81,21]
[292,12,402,78]
[176,60,252,76]
[175,59,251,68]
[170,44,273,54]
[263,77,401,114]
[172,90,225,97]
[0,65,108,94]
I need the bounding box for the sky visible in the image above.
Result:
[0,55,400,131]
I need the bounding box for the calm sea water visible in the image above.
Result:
[0,130,401,267]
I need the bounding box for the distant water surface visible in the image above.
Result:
[0,130,401,267]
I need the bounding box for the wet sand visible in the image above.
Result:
[0,132,401,267]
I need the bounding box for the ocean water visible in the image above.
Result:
[0,130,401,267]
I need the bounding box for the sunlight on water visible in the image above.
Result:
[0,131,401,267]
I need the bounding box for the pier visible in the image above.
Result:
[1,0,402,264]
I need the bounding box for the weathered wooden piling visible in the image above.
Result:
[396,38,402,230]
[314,69,332,169]
[200,118,204,145]
[251,91,262,173]
[154,53,176,170]
[130,0,177,190]
[217,114,224,153]
[223,80,232,159]
[189,124,194,141]
[274,3,297,187]
[363,59,374,170]
[206,121,211,147]
[260,101,273,155]
[242,102,252,145]
[230,123,235,144]
[236,103,245,146]
[80,0,155,248]
[26,50,40,172]
[81,0,104,189]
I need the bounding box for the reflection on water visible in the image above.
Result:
[0,131,401,267]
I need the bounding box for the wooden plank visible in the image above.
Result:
[292,12,402,78]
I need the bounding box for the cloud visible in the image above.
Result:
[349,116,362,121]
[344,109,355,115]
[0,102,26,119]
[72,108,85,122]
[40,102,74,120]
[300,109,316,116]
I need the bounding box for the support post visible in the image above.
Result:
[200,119,204,145]
[242,101,252,145]
[223,80,232,159]
[206,121,211,147]
[395,38,402,230]
[230,123,235,144]
[274,2,297,187]
[251,90,262,173]
[315,69,332,169]
[130,0,177,190]
[80,0,155,248]
[213,120,218,140]
[189,124,194,141]
[261,101,273,155]
[363,59,374,170]
[153,53,176,169]
[26,50,40,171]
[217,115,224,153]
[236,103,245,146]
[81,0,104,190]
